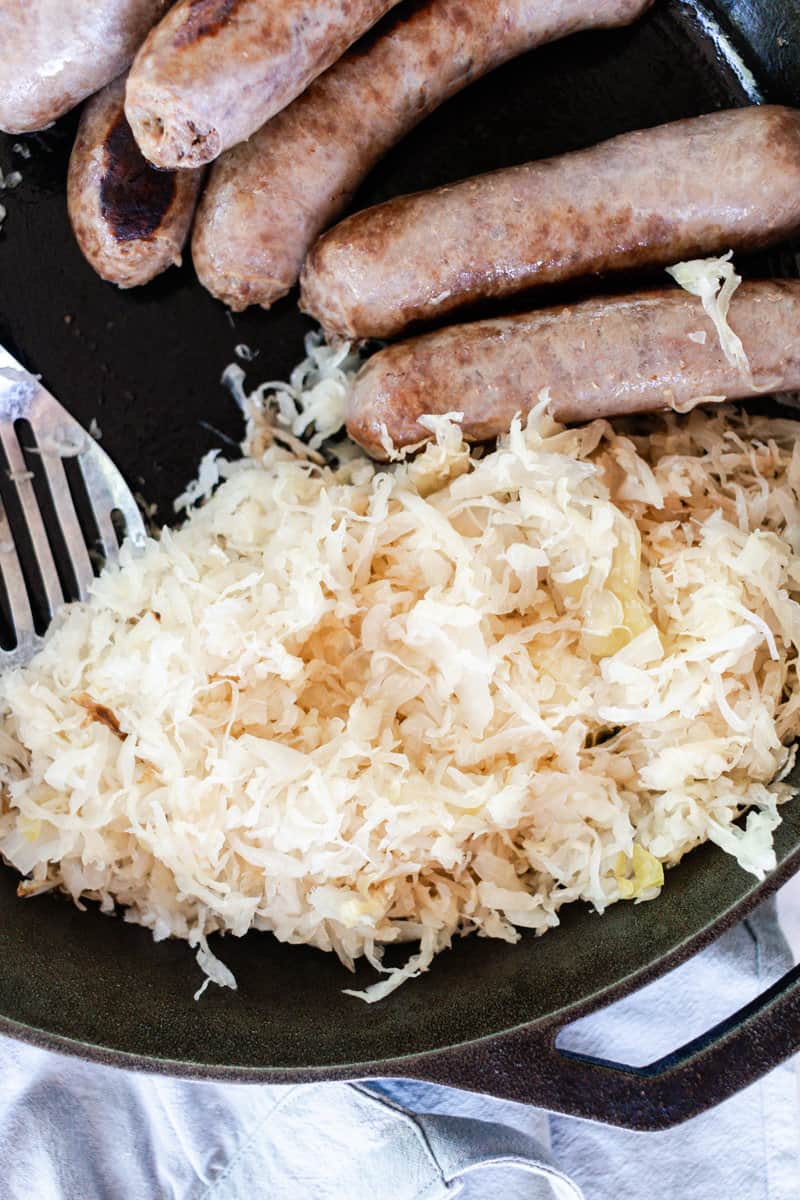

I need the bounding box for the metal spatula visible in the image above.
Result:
[0,344,146,667]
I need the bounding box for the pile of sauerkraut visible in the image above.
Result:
[1,348,799,1001]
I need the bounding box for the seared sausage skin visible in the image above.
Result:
[192,0,654,311]
[0,1,169,134]
[125,0,402,169]
[67,76,204,289]
[347,281,800,459]
[302,106,800,340]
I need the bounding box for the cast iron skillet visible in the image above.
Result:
[0,0,799,1132]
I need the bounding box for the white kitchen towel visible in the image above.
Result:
[371,892,800,1199]
[0,893,796,1199]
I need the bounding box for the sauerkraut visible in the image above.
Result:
[1,354,799,1001]
[667,251,752,381]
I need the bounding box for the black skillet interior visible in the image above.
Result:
[0,0,799,1084]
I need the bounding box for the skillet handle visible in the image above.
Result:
[386,960,800,1130]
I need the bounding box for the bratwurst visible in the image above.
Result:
[0,0,169,134]
[192,0,654,311]
[125,0,402,169]
[302,106,800,340]
[346,281,800,459]
[67,76,204,289]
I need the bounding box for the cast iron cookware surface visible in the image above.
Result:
[0,0,799,1130]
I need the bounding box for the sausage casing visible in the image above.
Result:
[0,1,169,134]
[125,0,402,169]
[192,0,654,311]
[67,76,204,289]
[346,281,800,458]
[302,106,800,340]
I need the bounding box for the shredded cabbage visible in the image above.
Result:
[174,449,222,513]
[225,331,364,456]
[1,375,799,1001]
[667,252,752,380]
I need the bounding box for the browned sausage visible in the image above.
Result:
[302,106,800,340]
[67,76,204,288]
[0,1,169,134]
[346,281,800,459]
[192,0,654,311]
[125,0,402,169]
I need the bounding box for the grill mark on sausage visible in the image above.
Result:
[765,104,800,176]
[347,0,478,61]
[100,113,177,242]
[173,0,246,48]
